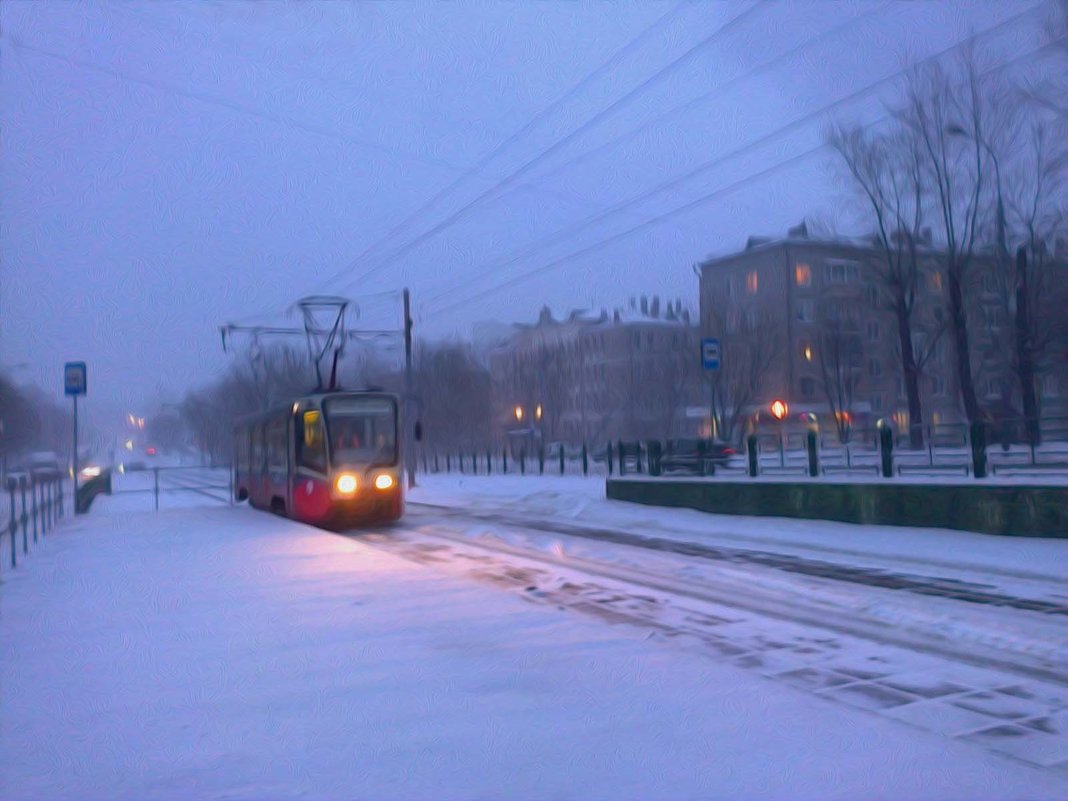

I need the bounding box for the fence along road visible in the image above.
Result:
[106,465,233,512]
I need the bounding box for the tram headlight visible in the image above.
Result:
[335,474,358,495]
[374,474,395,491]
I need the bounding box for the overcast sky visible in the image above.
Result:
[0,0,1055,431]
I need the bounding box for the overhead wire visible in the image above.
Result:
[326,2,768,296]
[3,35,518,186]
[449,2,898,222]
[305,0,689,295]
[429,31,1059,319]
[424,1,904,307]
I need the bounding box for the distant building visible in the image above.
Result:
[698,222,1068,438]
[471,320,519,366]
[489,298,701,445]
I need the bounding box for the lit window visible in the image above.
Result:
[802,344,814,362]
[746,271,759,294]
[927,272,943,293]
[795,263,811,287]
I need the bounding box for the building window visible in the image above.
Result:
[983,378,1005,399]
[867,321,879,342]
[746,271,759,294]
[797,300,815,322]
[826,260,860,284]
[745,309,758,329]
[930,375,947,397]
[800,377,816,398]
[927,272,943,293]
[801,343,814,362]
[795,263,811,287]
[893,410,909,431]
[871,393,884,412]
[867,285,880,308]
[1042,374,1059,398]
[868,359,881,378]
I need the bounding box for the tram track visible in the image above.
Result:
[370,505,1068,687]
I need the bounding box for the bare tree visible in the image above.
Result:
[412,341,492,450]
[178,345,314,463]
[0,374,43,469]
[703,306,781,445]
[895,55,990,424]
[830,125,933,446]
[815,316,864,443]
[1027,0,1068,119]
[1002,112,1068,440]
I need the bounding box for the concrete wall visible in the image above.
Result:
[606,478,1068,538]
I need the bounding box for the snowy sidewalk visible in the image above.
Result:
[2,503,1066,800]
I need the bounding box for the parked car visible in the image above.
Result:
[22,451,62,475]
[659,439,737,476]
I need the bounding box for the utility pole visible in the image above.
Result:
[72,395,79,513]
[403,288,416,488]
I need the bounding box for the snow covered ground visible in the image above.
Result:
[1,477,1066,799]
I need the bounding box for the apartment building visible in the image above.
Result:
[698,223,1068,437]
[489,299,701,445]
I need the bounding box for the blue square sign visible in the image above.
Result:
[701,338,721,371]
[64,362,87,396]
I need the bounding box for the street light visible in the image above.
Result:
[770,400,788,420]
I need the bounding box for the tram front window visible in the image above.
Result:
[324,396,397,467]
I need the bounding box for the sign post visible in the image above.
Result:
[701,338,721,438]
[64,362,87,514]
[701,338,721,371]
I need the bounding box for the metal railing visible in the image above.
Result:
[110,465,234,510]
[2,471,66,571]
[417,444,608,478]
[417,416,1068,482]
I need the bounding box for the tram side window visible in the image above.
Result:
[298,410,327,473]
[251,426,265,475]
[268,420,286,472]
[236,430,250,473]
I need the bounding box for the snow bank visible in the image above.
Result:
[3,503,1065,799]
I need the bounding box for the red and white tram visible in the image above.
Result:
[233,390,403,528]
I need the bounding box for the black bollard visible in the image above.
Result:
[806,431,819,477]
[970,420,987,479]
[879,425,894,478]
[747,434,759,478]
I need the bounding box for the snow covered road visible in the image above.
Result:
[1,476,1066,799]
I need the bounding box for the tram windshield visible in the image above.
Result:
[323,396,398,466]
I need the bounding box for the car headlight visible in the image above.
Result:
[374,474,395,491]
[335,474,358,495]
